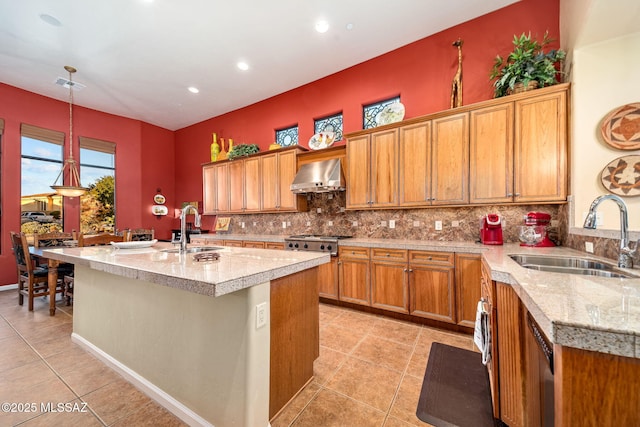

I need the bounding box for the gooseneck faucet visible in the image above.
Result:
[179,204,201,253]
[583,194,634,268]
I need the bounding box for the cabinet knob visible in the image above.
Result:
[351,251,355,255]
[507,193,513,197]
[427,256,432,260]
[515,193,521,196]
[386,253,390,257]
[403,268,408,272]
[409,269,413,273]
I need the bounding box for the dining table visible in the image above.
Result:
[29,245,70,316]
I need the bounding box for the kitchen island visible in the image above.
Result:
[41,242,330,427]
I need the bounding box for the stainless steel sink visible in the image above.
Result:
[509,254,637,278]
[161,246,223,254]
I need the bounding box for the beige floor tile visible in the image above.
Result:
[30,332,77,359]
[291,388,386,427]
[83,377,153,425]
[271,382,321,427]
[18,399,103,427]
[389,375,425,427]
[319,304,344,327]
[110,400,188,427]
[0,360,59,400]
[319,323,366,354]
[333,309,380,333]
[0,336,40,373]
[16,322,73,345]
[383,415,435,427]
[352,335,413,373]
[418,327,473,351]
[313,345,348,385]
[325,357,402,412]
[370,318,421,347]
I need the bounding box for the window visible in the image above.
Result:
[20,124,64,233]
[275,125,298,147]
[363,96,401,129]
[79,137,116,233]
[314,113,343,142]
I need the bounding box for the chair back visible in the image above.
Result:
[34,231,76,248]
[77,232,127,247]
[127,228,155,241]
[10,232,34,274]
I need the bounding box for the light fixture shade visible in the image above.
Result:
[51,185,88,198]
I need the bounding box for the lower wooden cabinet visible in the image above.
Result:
[455,253,482,327]
[222,240,243,247]
[318,257,339,299]
[338,247,370,306]
[265,242,285,250]
[408,251,456,323]
[243,240,265,248]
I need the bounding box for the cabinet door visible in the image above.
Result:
[202,164,216,214]
[481,260,500,419]
[243,240,265,248]
[455,253,482,328]
[228,161,245,213]
[431,113,469,205]
[370,129,398,207]
[261,153,278,211]
[244,157,261,212]
[409,264,455,323]
[371,261,409,313]
[470,103,514,204]
[338,258,370,306]
[318,257,339,300]
[223,240,243,247]
[277,150,298,211]
[346,135,371,209]
[215,163,229,212]
[514,90,567,202]
[399,121,431,206]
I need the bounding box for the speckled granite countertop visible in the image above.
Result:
[199,234,640,358]
[42,242,329,298]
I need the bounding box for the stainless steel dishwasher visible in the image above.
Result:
[527,312,555,426]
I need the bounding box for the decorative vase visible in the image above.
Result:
[210,133,220,162]
[228,138,234,154]
[218,138,228,161]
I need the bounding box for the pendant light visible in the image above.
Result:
[51,65,88,197]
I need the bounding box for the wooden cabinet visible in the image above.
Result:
[318,257,339,300]
[244,157,261,212]
[222,240,243,247]
[202,162,229,214]
[514,90,567,202]
[260,149,301,211]
[431,113,469,205]
[481,260,500,418]
[370,248,409,313]
[265,242,285,250]
[228,161,245,213]
[243,240,265,249]
[409,251,456,323]
[455,253,482,328]
[338,246,370,306]
[399,121,431,206]
[346,129,398,209]
[469,103,514,204]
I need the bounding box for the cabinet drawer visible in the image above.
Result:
[190,237,208,245]
[338,246,370,259]
[371,248,408,262]
[243,241,265,249]
[409,251,454,266]
[223,240,243,247]
[265,242,285,250]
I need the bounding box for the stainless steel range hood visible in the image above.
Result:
[290,158,345,194]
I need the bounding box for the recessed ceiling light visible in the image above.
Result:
[237,61,249,71]
[315,20,329,33]
[346,23,354,31]
[40,14,62,27]
[188,87,199,94]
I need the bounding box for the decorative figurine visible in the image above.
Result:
[451,38,464,109]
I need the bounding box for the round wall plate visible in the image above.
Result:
[600,155,640,197]
[600,103,640,150]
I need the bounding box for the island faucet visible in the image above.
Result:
[179,204,201,253]
[583,194,635,268]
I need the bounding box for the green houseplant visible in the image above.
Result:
[490,31,566,98]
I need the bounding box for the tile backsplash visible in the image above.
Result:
[217,192,562,244]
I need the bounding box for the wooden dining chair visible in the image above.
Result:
[77,232,128,247]
[127,228,155,241]
[34,231,77,248]
[10,232,65,311]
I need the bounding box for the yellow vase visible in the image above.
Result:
[210,133,220,162]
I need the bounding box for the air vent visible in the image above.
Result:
[54,77,86,91]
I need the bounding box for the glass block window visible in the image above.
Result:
[275,125,298,147]
[363,96,401,129]
[314,113,343,142]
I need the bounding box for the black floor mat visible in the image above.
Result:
[416,342,496,427]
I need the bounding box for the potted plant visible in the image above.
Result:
[490,31,566,98]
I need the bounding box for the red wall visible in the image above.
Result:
[0,0,558,285]
[174,0,560,204]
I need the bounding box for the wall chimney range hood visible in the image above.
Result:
[290,158,345,194]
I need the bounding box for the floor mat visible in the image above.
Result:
[416,342,496,427]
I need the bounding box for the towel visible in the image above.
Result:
[473,300,491,365]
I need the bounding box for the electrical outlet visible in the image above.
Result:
[282,221,287,228]
[352,221,358,227]
[287,221,291,227]
[596,212,603,226]
[413,220,421,227]
[389,220,396,229]
[241,222,245,229]
[585,242,594,253]
[253,222,257,227]
[256,303,267,329]
[317,208,322,214]
[306,221,311,226]
[328,220,334,226]
[328,193,334,199]
[339,207,346,213]
[451,220,459,227]
[381,220,387,227]
[435,220,443,231]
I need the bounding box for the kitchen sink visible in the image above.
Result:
[509,254,637,278]
[161,246,223,254]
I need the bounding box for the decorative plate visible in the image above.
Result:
[375,102,405,126]
[600,103,640,150]
[111,239,158,249]
[152,205,169,215]
[308,132,335,150]
[154,194,166,204]
[600,155,640,197]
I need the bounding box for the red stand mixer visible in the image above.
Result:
[480,214,504,245]
[519,212,555,247]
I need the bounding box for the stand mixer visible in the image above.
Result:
[519,212,555,247]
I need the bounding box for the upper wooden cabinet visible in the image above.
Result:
[202,146,306,215]
[431,113,469,205]
[346,129,398,209]
[399,121,431,206]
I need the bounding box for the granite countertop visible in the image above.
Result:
[42,242,329,298]
[199,234,640,358]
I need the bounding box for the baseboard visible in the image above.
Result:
[0,284,18,291]
[71,333,214,427]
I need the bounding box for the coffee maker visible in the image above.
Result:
[519,212,555,247]
[480,213,504,245]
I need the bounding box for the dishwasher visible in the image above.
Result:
[526,312,555,426]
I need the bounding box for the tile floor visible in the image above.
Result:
[0,289,475,427]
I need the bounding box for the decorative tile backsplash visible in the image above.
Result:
[218,192,562,244]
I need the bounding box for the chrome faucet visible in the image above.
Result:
[179,204,201,253]
[583,194,634,268]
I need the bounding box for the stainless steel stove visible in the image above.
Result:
[284,235,352,256]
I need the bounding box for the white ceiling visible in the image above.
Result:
[0,0,519,131]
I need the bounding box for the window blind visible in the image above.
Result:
[20,123,64,145]
[79,136,116,154]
